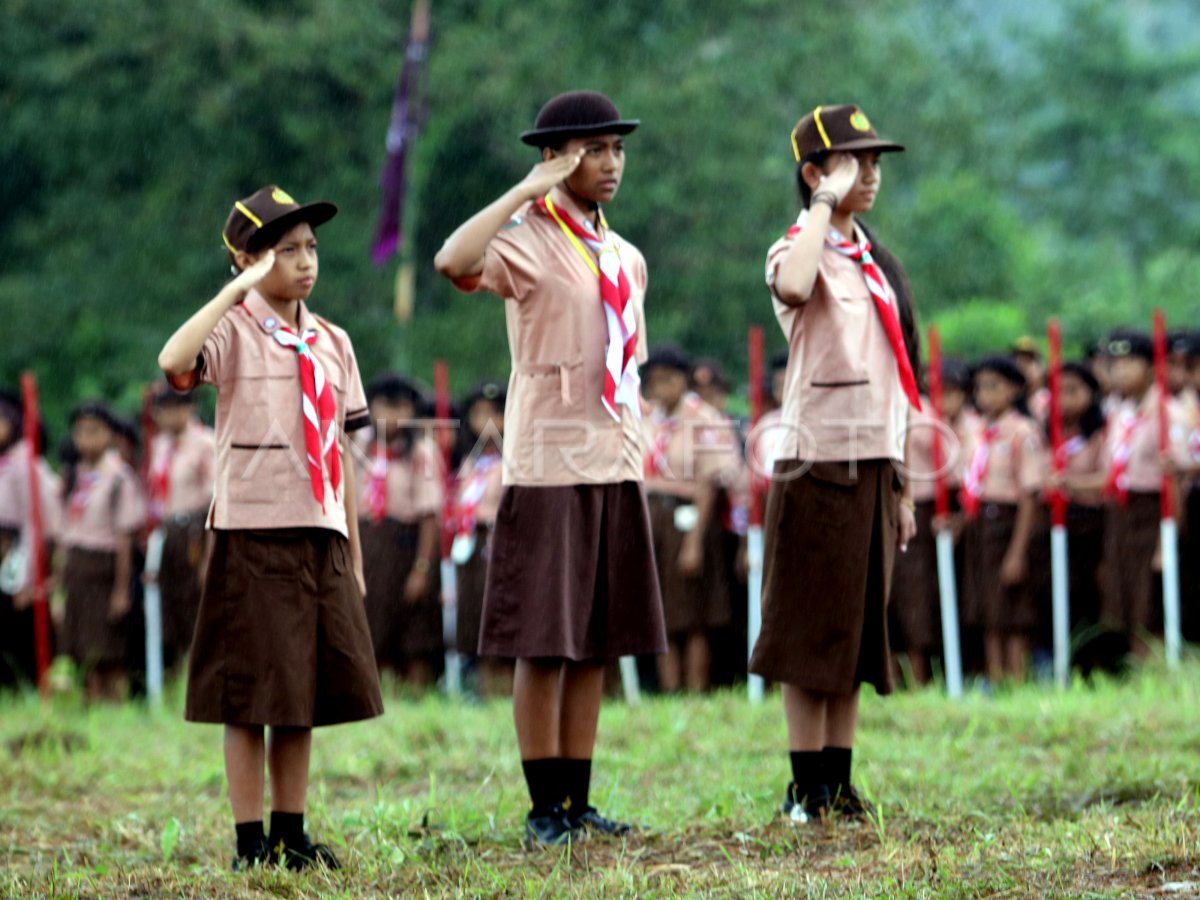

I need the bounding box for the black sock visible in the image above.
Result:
[561,758,592,815]
[521,758,563,817]
[268,811,305,851]
[788,750,824,801]
[823,746,853,796]
[235,820,264,858]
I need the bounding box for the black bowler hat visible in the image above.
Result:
[223,185,337,254]
[641,344,692,375]
[1105,328,1154,363]
[790,104,904,162]
[520,91,639,148]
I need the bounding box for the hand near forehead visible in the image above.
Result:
[818,152,860,202]
[231,249,276,293]
[518,150,585,201]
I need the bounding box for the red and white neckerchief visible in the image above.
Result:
[272,326,341,510]
[148,435,176,526]
[538,194,640,421]
[644,410,681,478]
[365,440,392,524]
[960,422,1000,520]
[1045,432,1087,507]
[456,452,500,537]
[785,213,921,411]
[67,468,102,521]
[1104,407,1146,506]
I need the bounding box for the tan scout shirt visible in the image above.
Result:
[961,410,1043,504]
[1051,428,1107,507]
[452,187,648,487]
[903,397,972,503]
[0,441,63,539]
[354,432,445,523]
[61,448,146,552]
[1102,386,1191,494]
[455,450,505,526]
[169,290,370,536]
[765,218,909,465]
[643,393,740,500]
[148,421,216,517]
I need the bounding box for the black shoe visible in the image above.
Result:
[830,784,876,820]
[231,836,270,872]
[781,782,831,824]
[568,806,632,837]
[278,834,342,871]
[523,807,583,848]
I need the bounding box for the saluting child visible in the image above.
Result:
[960,358,1044,683]
[147,385,216,673]
[357,372,445,688]
[158,185,383,870]
[58,401,146,701]
[452,379,511,697]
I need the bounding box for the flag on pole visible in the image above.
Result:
[371,0,430,266]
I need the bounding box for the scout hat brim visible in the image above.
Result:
[520,120,640,147]
[246,201,338,252]
[520,90,639,148]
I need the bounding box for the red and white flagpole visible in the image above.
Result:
[1153,310,1182,669]
[927,327,963,699]
[747,326,766,703]
[20,373,52,698]
[433,359,463,696]
[140,384,165,707]
[1047,321,1071,688]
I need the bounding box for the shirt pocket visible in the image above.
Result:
[514,360,587,445]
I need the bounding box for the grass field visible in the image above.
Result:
[2,660,1199,898]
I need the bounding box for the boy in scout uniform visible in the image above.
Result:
[158,185,383,870]
[435,91,667,846]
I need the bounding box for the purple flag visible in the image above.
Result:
[371,0,430,266]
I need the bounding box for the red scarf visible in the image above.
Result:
[67,468,102,522]
[456,452,500,537]
[786,215,921,410]
[644,413,680,478]
[538,194,640,421]
[148,434,176,527]
[1104,407,1145,506]
[365,441,392,524]
[960,423,1000,520]
[272,326,341,510]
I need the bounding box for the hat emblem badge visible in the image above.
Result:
[849,110,872,132]
[271,188,296,205]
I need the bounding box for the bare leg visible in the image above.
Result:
[683,632,711,693]
[983,631,1004,683]
[481,659,514,698]
[908,652,932,686]
[781,684,828,751]
[404,659,434,688]
[657,641,682,693]
[225,725,265,823]
[267,727,312,813]
[513,658,564,759]
[559,662,605,759]
[1005,635,1029,681]
[824,689,861,748]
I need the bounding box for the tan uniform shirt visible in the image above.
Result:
[961,410,1043,504]
[765,218,909,464]
[455,450,505,526]
[0,441,63,539]
[148,421,216,517]
[1102,386,1191,494]
[452,187,648,487]
[643,392,739,500]
[61,448,146,552]
[1053,428,1108,507]
[169,290,370,536]
[355,432,445,523]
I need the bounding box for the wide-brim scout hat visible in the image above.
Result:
[465,378,507,411]
[790,104,904,162]
[1011,336,1043,360]
[223,185,338,254]
[520,91,639,148]
[1105,329,1154,363]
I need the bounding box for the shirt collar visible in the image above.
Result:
[243,288,316,336]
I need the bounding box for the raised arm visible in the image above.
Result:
[772,154,859,306]
[434,151,584,279]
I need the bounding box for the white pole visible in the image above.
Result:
[1161,518,1182,669]
[1050,525,1071,689]
[747,524,765,703]
[440,557,462,697]
[935,530,963,699]
[618,656,641,706]
[143,527,166,709]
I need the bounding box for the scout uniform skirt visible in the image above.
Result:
[888,499,940,655]
[359,517,443,668]
[61,546,127,667]
[479,481,667,661]
[454,522,493,656]
[185,528,383,728]
[960,503,1037,634]
[647,492,734,637]
[749,459,899,696]
[1100,492,1162,636]
[158,511,207,666]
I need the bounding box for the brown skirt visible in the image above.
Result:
[158,512,207,666]
[62,547,127,667]
[648,493,733,637]
[960,504,1037,633]
[455,523,493,656]
[479,482,667,661]
[359,517,443,667]
[1100,492,1162,635]
[749,459,899,696]
[888,499,940,654]
[185,529,383,728]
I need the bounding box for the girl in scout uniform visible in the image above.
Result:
[959,358,1044,684]
[747,104,919,823]
[436,91,666,846]
[147,385,216,673]
[452,379,511,697]
[642,344,739,693]
[58,401,146,701]
[158,185,383,870]
[357,372,444,688]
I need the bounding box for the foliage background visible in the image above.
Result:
[3,0,1199,432]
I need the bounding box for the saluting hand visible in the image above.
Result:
[517,150,585,201]
[229,249,276,296]
[818,152,860,203]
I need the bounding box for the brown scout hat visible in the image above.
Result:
[520,90,639,148]
[790,104,904,162]
[222,185,338,254]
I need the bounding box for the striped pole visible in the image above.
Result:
[1153,311,1182,669]
[1047,321,1071,688]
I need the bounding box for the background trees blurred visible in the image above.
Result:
[3,0,1198,431]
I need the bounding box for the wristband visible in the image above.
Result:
[811,191,839,211]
